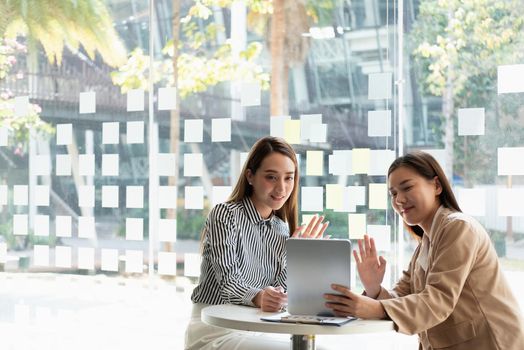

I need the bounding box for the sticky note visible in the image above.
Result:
[0,185,7,205]
[212,118,232,142]
[184,253,201,277]
[0,242,6,264]
[306,151,324,176]
[101,249,119,272]
[102,122,119,144]
[102,154,119,176]
[79,91,96,114]
[425,149,446,172]
[56,215,72,237]
[34,154,51,175]
[159,219,177,242]
[301,214,316,227]
[457,188,485,216]
[34,215,49,236]
[369,150,395,176]
[158,186,177,209]
[348,186,367,206]
[326,184,343,210]
[78,185,95,208]
[55,124,73,146]
[78,216,95,238]
[157,153,176,176]
[368,110,392,137]
[498,147,524,176]
[14,96,29,116]
[300,114,322,142]
[184,119,203,143]
[126,186,144,208]
[78,247,95,270]
[35,185,50,206]
[0,127,8,146]
[13,185,28,206]
[211,186,232,207]
[368,72,392,100]
[270,115,291,138]
[126,121,144,144]
[367,225,391,252]
[282,120,301,144]
[369,183,388,210]
[125,250,143,273]
[126,218,143,241]
[497,188,524,216]
[348,213,366,239]
[102,186,119,208]
[33,245,50,267]
[240,82,261,106]
[185,186,204,209]
[184,153,203,177]
[56,154,72,176]
[329,150,352,176]
[79,154,95,176]
[55,246,72,268]
[301,186,323,212]
[158,87,177,110]
[336,187,356,213]
[158,252,177,276]
[458,108,485,136]
[127,88,145,112]
[352,148,370,174]
[309,124,327,143]
[498,64,524,94]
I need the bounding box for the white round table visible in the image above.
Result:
[202,304,395,350]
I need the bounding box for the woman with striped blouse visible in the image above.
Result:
[185,136,328,350]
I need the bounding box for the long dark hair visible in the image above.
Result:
[388,151,461,238]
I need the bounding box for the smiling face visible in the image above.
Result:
[388,166,442,233]
[246,152,296,219]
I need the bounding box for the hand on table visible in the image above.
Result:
[324,284,386,319]
[254,286,287,312]
[291,214,330,239]
[354,234,387,298]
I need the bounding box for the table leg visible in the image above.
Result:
[290,334,315,350]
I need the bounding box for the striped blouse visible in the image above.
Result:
[191,197,289,306]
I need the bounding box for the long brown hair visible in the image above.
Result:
[388,151,461,239]
[228,136,299,234]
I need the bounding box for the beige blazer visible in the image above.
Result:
[378,206,524,350]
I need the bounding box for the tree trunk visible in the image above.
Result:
[270,0,287,116]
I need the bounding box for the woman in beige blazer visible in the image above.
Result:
[324,151,524,349]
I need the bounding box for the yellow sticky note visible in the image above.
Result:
[326,184,343,210]
[348,213,366,239]
[352,148,370,174]
[284,120,301,144]
[306,151,324,176]
[369,183,388,210]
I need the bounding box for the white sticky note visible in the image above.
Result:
[309,124,327,143]
[34,215,50,236]
[158,87,177,110]
[457,188,486,216]
[240,82,261,107]
[157,153,177,176]
[336,187,356,213]
[13,185,28,206]
[458,108,485,136]
[348,186,367,206]
[368,72,392,100]
[498,147,524,176]
[34,154,52,176]
[35,185,50,206]
[348,213,366,239]
[184,153,203,177]
[126,218,143,241]
[0,242,6,264]
[56,215,72,237]
[55,246,72,268]
[497,188,524,217]
[56,154,72,176]
[240,152,249,169]
[369,150,395,176]
[0,185,7,205]
[125,250,143,273]
[127,88,145,112]
[352,148,370,174]
[301,186,324,212]
[14,96,29,116]
[56,124,73,145]
[184,253,201,277]
[184,119,203,143]
[101,249,119,272]
[369,183,388,210]
[78,216,95,238]
[126,121,144,144]
[283,120,301,144]
[126,186,144,208]
[326,184,343,210]
[212,118,232,142]
[78,247,95,270]
[102,154,119,176]
[368,110,392,137]
[13,214,28,235]
[300,114,322,142]
[185,186,204,210]
[78,185,95,208]
[367,225,391,252]
[498,64,524,94]
[159,219,177,242]
[102,185,119,208]
[102,122,120,144]
[306,151,324,176]
[158,186,177,209]
[0,127,8,146]
[270,115,291,138]
[212,186,232,207]
[158,252,177,276]
[34,245,50,267]
[79,154,95,176]
[329,150,352,176]
[79,91,96,114]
